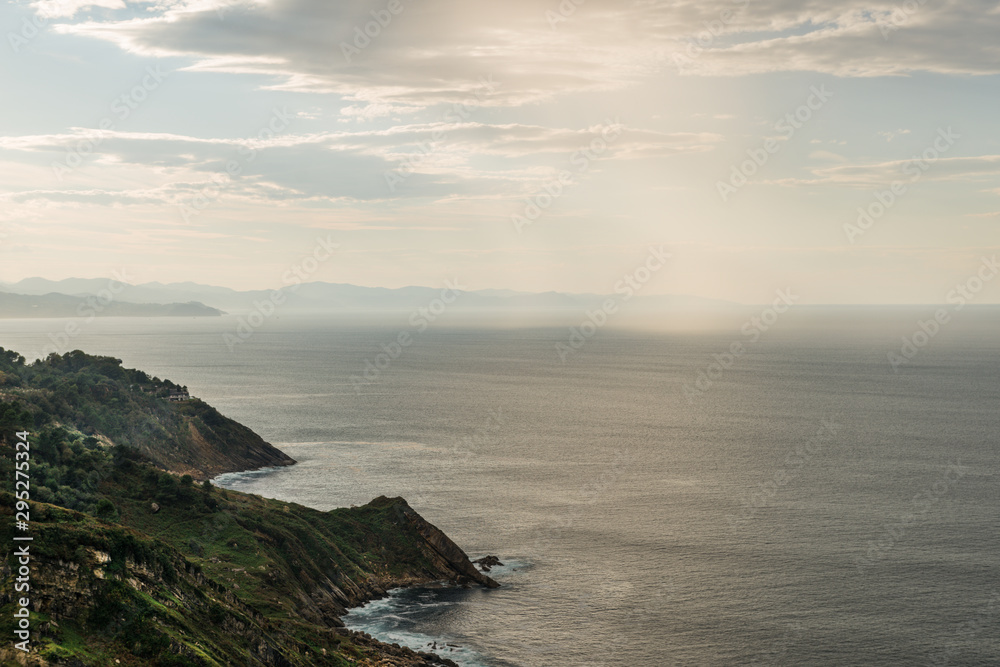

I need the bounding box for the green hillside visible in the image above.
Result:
[0,349,295,479]
[0,349,497,666]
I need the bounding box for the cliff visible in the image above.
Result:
[0,348,499,665]
[0,348,295,479]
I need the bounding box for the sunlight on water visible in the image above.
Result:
[2,313,999,665]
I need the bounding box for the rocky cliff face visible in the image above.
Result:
[171,403,296,480]
[396,501,500,590]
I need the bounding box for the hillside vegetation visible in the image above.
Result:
[0,349,497,666]
[0,349,295,479]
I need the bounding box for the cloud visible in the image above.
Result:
[337,122,721,159]
[669,0,1000,77]
[340,103,424,121]
[40,0,1000,112]
[0,186,178,207]
[808,150,848,162]
[54,0,657,107]
[877,129,911,142]
[0,120,713,208]
[799,154,1000,187]
[32,0,126,19]
[0,121,717,166]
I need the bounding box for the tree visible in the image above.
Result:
[95,498,118,521]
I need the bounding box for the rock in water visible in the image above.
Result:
[473,555,504,572]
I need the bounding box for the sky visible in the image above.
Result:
[0,0,998,304]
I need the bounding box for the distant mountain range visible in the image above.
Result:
[0,291,223,319]
[0,277,737,317]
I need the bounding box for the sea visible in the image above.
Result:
[0,308,997,666]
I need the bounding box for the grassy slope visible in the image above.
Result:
[0,348,494,665]
[0,435,476,665]
[0,494,358,666]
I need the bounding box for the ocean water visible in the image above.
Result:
[1,309,998,666]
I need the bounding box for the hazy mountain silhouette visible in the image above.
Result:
[1,278,737,315]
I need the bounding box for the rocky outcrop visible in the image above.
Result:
[473,555,503,572]
[175,407,296,480]
[247,497,499,630]
[342,630,461,667]
[393,500,500,589]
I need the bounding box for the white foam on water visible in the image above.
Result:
[344,588,496,667]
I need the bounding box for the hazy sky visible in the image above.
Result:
[1,0,998,303]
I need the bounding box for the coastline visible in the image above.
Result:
[343,559,528,667]
[0,348,500,666]
[212,452,501,667]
